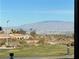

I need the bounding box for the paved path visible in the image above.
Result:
[0,55,74,59]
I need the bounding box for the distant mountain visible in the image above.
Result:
[3,21,74,34]
[19,21,74,34]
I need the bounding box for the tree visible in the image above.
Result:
[11,29,17,34]
[38,35,47,45]
[38,37,45,45]
[11,28,26,34]
[18,29,26,34]
[30,28,36,37]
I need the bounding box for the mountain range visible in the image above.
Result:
[3,21,74,34]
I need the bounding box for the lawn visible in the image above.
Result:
[0,45,74,57]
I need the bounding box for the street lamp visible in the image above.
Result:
[6,20,10,46]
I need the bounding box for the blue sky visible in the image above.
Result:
[0,0,74,27]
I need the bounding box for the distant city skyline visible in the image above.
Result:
[0,0,74,27]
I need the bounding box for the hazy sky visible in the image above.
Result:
[0,0,74,27]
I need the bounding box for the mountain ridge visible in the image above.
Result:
[20,21,74,34]
[3,21,74,34]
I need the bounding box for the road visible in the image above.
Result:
[0,55,74,59]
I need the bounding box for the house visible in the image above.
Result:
[0,33,30,39]
[0,34,10,39]
[9,34,30,39]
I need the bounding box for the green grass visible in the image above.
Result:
[0,45,74,57]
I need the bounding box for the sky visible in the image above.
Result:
[0,0,74,27]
